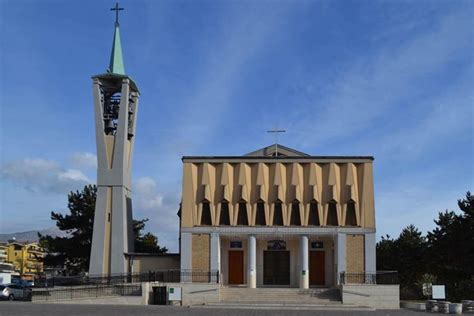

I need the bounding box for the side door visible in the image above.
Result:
[9,285,20,298]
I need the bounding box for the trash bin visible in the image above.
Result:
[152,286,167,305]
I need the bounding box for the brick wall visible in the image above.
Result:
[192,234,210,272]
[346,234,365,273]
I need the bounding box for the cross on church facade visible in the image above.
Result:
[267,129,286,156]
[111,2,124,26]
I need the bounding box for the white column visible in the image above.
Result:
[248,235,256,288]
[210,233,220,283]
[336,233,346,285]
[180,233,192,273]
[364,233,376,273]
[299,235,309,289]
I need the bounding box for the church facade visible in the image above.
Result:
[179,144,376,288]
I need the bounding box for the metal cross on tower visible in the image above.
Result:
[111,2,124,26]
[267,129,286,156]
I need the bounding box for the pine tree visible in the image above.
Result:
[39,184,166,274]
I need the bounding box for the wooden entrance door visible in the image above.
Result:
[309,251,325,286]
[263,251,290,285]
[228,251,244,285]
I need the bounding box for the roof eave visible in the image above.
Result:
[91,73,140,93]
[182,156,375,162]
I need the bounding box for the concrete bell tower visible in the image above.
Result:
[89,3,140,276]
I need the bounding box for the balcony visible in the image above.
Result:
[27,248,44,255]
[0,262,14,272]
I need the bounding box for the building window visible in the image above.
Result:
[219,202,230,226]
[255,201,266,226]
[327,202,338,226]
[201,201,212,226]
[273,202,284,226]
[237,202,249,226]
[345,202,357,226]
[290,202,301,226]
[308,202,320,226]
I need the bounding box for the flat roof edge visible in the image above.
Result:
[182,156,374,162]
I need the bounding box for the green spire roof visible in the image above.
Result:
[108,24,125,75]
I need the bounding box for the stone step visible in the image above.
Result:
[195,303,375,311]
[219,287,341,304]
[219,288,337,294]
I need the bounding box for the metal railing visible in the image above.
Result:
[34,270,219,288]
[32,283,141,302]
[339,271,399,285]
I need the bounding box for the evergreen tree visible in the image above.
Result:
[39,184,166,274]
[377,225,427,299]
[376,191,474,301]
[427,191,474,301]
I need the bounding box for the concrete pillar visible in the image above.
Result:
[248,235,256,288]
[299,235,309,289]
[365,233,376,273]
[180,232,192,273]
[210,233,220,283]
[336,233,346,284]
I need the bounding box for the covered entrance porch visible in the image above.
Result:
[219,234,336,289]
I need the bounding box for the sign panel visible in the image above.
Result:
[168,287,182,301]
[311,241,324,249]
[230,241,243,249]
[267,240,286,250]
[432,285,445,299]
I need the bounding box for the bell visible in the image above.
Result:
[104,120,115,134]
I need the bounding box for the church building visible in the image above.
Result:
[179,144,376,289]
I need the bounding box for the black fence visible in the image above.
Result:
[32,284,141,302]
[34,270,219,288]
[339,271,399,285]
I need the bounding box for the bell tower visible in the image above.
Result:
[89,3,140,276]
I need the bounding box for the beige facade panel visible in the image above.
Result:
[130,256,180,273]
[192,234,210,272]
[181,159,375,229]
[346,234,365,273]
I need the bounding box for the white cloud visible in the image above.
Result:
[134,177,164,211]
[1,158,91,194]
[58,169,90,183]
[291,8,473,149]
[376,185,465,240]
[71,152,97,169]
[132,177,179,251]
[146,4,298,154]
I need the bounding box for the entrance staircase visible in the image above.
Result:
[218,287,342,305]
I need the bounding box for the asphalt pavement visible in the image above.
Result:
[0,302,431,316]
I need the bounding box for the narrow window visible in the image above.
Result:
[345,202,357,226]
[273,202,284,226]
[201,201,212,226]
[308,202,320,226]
[255,201,266,226]
[237,202,249,225]
[290,202,301,226]
[219,202,230,226]
[327,202,338,226]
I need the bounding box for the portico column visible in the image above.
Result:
[299,235,309,289]
[210,233,220,283]
[336,233,346,285]
[248,235,256,288]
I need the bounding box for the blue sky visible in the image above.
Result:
[0,0,472,252]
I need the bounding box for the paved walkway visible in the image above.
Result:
[0,302,431,316]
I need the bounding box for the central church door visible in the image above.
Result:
[228,251,244,285]
[263,251,290,285]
